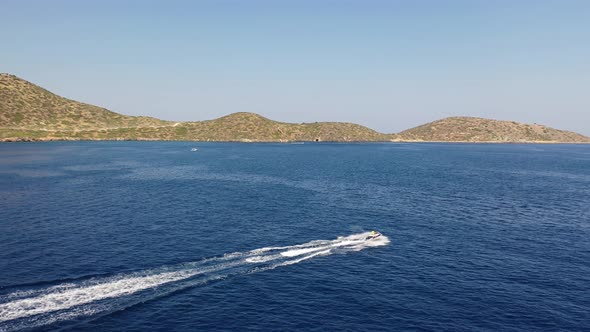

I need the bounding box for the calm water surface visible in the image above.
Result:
[0,142,589,331]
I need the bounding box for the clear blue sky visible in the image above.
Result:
[2,0,589,134]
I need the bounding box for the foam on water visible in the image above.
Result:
[281,247,327,257]
[0,232,388,332]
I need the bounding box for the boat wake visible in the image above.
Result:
[0,232,388,331]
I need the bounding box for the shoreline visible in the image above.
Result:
[2,137,589,144]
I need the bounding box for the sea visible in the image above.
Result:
[0,142,588,332]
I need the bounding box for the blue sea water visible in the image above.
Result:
[0,142,589,331]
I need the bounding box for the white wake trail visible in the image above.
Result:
[0,232,388,332]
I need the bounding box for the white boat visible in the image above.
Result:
[365,231,382,240]
[190,148,198,152]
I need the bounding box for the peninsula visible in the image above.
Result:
[1,74,588,143]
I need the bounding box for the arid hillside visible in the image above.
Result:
[0,74,385,142]
[1,74,588,143]
[0,73,168,131]
[397,117,590,143]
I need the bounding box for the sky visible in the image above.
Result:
[1,0,589,134]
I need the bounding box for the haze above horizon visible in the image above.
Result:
[1,0,589,135]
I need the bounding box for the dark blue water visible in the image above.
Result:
[1,142,589,331]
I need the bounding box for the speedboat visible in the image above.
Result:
[365,231,381,240]
[190,148,198,151]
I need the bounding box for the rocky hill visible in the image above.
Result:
[0,74,385,142]
[179,112,387,142]
[0,73,169,131]
[1,74,588,143]
[0,112,387,142]
[397,117,590,143]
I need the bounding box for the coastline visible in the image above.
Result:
[2,137,589,144]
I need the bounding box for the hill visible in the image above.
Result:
[1,74,588,143]
[397,117,590,143]
[176,112,387,142]
[0,73,169,131]
[0,74,385,142]
[0,112,387,142]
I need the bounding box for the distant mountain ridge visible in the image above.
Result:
[1,74,588,143]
